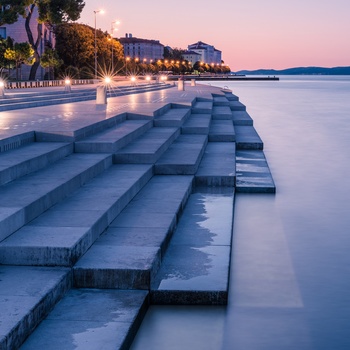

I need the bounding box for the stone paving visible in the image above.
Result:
[0,81,275,349]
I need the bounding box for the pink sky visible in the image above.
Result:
[79,0,350,71]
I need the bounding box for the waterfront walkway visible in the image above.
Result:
[0,81,274,349]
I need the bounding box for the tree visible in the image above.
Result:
[54,23,93,74]
[0,36,14,74]
[164,47,185,60]
[4,42,34,80]
[55,23,124,78]
[0,0,85,80]
[40,48,63,79]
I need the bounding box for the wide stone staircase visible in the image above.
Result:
[0,89,275,349]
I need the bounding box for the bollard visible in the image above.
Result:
[96,85,107,104]
[0,81,5,98]
[178,78,185,91]
[191,79,196,86]
[64,79,71,93]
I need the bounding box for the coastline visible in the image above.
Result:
[167,75,279,81]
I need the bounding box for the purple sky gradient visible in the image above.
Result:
[78,0,350,71]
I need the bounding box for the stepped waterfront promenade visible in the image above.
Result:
[0,80,274,349]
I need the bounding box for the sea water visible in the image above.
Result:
[130,76,350,350]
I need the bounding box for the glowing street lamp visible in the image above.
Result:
[104,76,112,84]
[94,9,104,79]
[64,78,71,92]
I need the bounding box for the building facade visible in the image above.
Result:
[119,34,164,62]
[0,7,54,80]
[182,50,202,65]
[187,41,222,64]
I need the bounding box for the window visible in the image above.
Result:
[0,27,6,39]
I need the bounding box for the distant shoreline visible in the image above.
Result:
[167,75,279,81]
[235,66,350,76]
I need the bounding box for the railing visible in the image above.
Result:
[5,79,95,89]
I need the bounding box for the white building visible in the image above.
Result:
[187,41,222,64]
[119,34,164,62]
[182,50,201,65]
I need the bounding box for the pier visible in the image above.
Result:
[0,80,275,349]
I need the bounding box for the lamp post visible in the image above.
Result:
[94,9,104,79]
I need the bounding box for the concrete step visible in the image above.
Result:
[74,119,153,153]
[181,113,211,135]
[223,91,239,101]
[151,188,235,305]
[195,142,236,187]
[73,175,194,289]
[0,84,173,112]
[235,125,264,150]
[154,134,208,175]
[113,127,180,164]
[36,111,128,143]
[236,150,276,193]
[0,153,112,242]
[0,141,73,186]
[0,265,71,350]
[232,110,254,125]
[0,89,95,105]
[192,101,212,114]
[209,120,235,142]
[154,107,191,127]
[212,106,233,120]
[0,91,96,112]
[20,289,149,350]
[0,132,35,153]
[229,101,246,111]
[212,96,230,106]
[0,164,153,266]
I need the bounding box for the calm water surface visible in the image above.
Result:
[130,76,350,350]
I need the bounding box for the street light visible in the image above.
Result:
[94,9,104,79]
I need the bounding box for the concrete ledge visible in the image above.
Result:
[209,120,235,142]
[73,175,193,289]
[154,108,191,127]
[114,127,180,164]
[212,106,233,120]
[0,153,112,242]
[155,135,208,175]
[151,190,234,305]
[235,125,264,150]
[20,289,149,350]
[232,111,254,126]
[236,150,276,193]
[181,114,211,135]
[0,132,35,153]
[192,101,213,114]
[74,120,153,153]
[195,142,236,187]
[35,113,128,143]
[229,101,246,111]
[212,96,230,106]
[223,92,239,101]
[0,164,153,266]
[0,142,73,186]
[0,266,71,350]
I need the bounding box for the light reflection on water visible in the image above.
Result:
[131,76,350,350]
